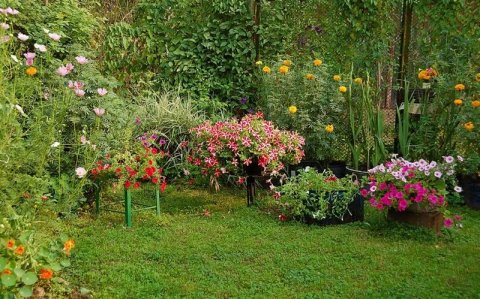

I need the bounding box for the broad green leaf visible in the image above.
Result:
[60,259,71,267]
[0,257,6,270]
[19,286,33,298]
[49,263,62,272]
[22,272,38,286]
[14,268,25,278]
[1,274,16,287]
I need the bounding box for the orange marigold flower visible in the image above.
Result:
[325,124,334,133]
[455,83,465,91]
[282,59,292,66]
[64,239,75,256]
[262,66,271,74]
[39,268,53,280]
[15,245,25,255]
[333,75,341,81]
[454,99,463,106]
[305,73,315,80]
[6,239,15,249]
[339,86,347,93]
[418,70,430,81]
[2,269,12,275]
[464,122,474,131]
[25,67,37,76]
[279,65,289,74]
[472,100,480,108]
[313,59,322,66]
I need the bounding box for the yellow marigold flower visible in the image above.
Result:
[339,86,347,93]
[64,239,75,256]
[472,100,480,108]
[333,75,341,81]
[476,73,480,82]
[464,122,474,131]
[454,99,463,106]
[262,66,271,74]
[325,124,334,133]
[279,65,289,74]
[255,61,263,66]
[313,59,322,66]
[288,105,297,114]
[455,83,465,91]
[25,67,37,76]
[305,73,315,81]
[354,77,363,84]
[283,59,292,66]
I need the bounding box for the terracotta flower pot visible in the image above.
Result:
[387,207,444,233]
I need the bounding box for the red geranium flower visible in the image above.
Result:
[124,181,131,189]
[160,180,167,192]
[133,182,141,189]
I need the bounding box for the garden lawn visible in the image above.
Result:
[48,187,480,298]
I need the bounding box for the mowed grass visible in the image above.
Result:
[50,187,480,298]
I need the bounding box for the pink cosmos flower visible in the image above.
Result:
[34,43,47,52]
[443,218,453,228]
[56,66,69,76]
[74,89,85,97]
[75,167,87,178]
[93,107,105,117]
[48,32,61,41]
[17,32,28,41]
[24,52,35,66]
[1,23,9,30]
[75,56,88,64]
[65,63,74,72]
[97,88,108,96]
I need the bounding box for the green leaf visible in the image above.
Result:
[22,272,38,286]
[49,263,62,272]
[1,274,16,287]
[14,268,25,278]
[0,257,6,270]
[19,285,33,297]
[60,259,71,267]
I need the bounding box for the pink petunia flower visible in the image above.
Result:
[93,107,105,117]
[75,56,88,64]
[17,32,28,41]
[454,186,463,193]
[48,32,61,41]
[398,199,408,211]
[444,156,454,163]
[434,171,442,178]
[74,89,85,97]
[454,215,462,221]
[24,52,35,66]
[56,66,69,76]
[443,218,453,228]
[97,88,108,96]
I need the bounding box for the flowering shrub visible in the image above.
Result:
[277,169,360,222]
[361,156,463,227]
[0,209,75,297]
[189,113,305,188]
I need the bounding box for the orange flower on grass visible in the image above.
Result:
[472,100,480,108]
[464,122,474,131]
[2,269,12,275]
[6,239,15,249]
[279,65,289,74]
[339,86,347,93]
[455,83,465,91]
[15,245,25,255]
[64,239,75,256]
[325,124,334,133]
[262,66,271,74]
[305,73,315,80]
[25,67,37,76]
[333,75,341,81]
[454,99,463,106]
[282,59,292,66]
[39,268,53,280]
[313,59,322,66]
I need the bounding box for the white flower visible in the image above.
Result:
[43,28,50,34]
[51,142,60,148]
[369,185,377,192]
[10,55,18,63]
[1,23,9,30]
[457,156,464,162]
[454,186,463,193]
[17,32,28,41]
[48,32,61,41]
[34,43,47,53]
[80,135,90,145]
[75,167,87,178]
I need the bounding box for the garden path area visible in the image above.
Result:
[47,188,480,298]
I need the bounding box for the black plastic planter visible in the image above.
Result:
[459,174,480,210]
[327,161,347,178]
[288,160,325,177]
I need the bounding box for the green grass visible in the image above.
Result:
[48,187,480,298]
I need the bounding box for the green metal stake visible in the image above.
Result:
[155,187,160,216]
[124,188,132,228]
[95,186,100,215]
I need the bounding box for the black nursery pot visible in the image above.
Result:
[288,160,326,177]
[327,161,347,178]
[459,174,480,210]
[302,192,364,226]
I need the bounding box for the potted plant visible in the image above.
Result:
[276,169,364,225]
[361,155,463,232]
[189,112,305,195]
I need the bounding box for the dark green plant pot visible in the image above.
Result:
[459,174,480,210]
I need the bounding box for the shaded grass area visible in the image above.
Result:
[49,187,480,298]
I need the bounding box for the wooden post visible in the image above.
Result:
[124,188,132,227]
[95,186,100,214]
[246,176,256,206]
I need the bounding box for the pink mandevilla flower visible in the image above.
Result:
[93,108,105,117]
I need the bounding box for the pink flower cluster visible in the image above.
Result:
[362,156,462,216]
[189,112,305,180]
